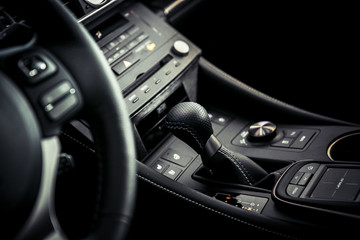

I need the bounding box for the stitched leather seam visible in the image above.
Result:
[137,174,298,240]
[218,147,254,185]
[165,120,204,150]
[61,131,95,153]
[61,131,102,228]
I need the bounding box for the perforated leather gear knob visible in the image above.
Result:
[165,102,213,153]
[165,102,268,186]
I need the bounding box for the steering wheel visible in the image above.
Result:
[0,1,136,239]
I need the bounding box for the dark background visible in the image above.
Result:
[170,1,358,124]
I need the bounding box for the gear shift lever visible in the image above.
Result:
[165,102,268,186]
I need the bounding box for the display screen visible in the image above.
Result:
[90,13,128,41]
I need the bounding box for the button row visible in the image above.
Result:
[126,59,181,108]
[215,193,268,213]
[101,25,141,55]
[151,148,193,180]
[272,129,316,149]
[287,163,320,198]
[41,81,79,121]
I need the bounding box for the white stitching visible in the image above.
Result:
[218,147,253,185]
[165,121,204,150]
[137,174,299,240]
[61,131,95,153]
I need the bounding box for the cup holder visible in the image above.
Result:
[328,132,360,161]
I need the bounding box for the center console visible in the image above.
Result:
[63,1,360,238]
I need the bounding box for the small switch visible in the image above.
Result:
[298,173,312,186]
[152,160,169,174]
[287,184,304,198]
[18,53,57,84]
[290,172,304,184]
[161,149,192,167]
[299,163,320,174]
[163,165,182,180]
[291,130,316,149]
[272,138,293,148]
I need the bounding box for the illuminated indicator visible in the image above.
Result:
[146,43,156,51]
[123,60,132,68]
[95,31,102,39]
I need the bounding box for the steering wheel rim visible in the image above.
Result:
[0,1,137,239]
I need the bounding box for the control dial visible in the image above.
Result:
[172,40,190,56]
[248,121,277,142]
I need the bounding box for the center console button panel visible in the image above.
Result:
[232,124,318,151]
[274,161,360,217]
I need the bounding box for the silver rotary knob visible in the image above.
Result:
[248,121,277,142]
[172,40,190,56]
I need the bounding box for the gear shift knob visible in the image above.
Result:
[165,102,268,186]
[165,102,214,154]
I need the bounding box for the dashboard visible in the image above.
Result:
[68,1,360,238]
[1,1,360,239]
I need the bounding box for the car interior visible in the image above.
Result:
[1,1,359,239]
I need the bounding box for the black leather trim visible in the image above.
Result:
[198,57,354,126]
[3,1,137,239]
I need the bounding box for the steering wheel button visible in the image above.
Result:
[47,94,78,120]
[41,81,72,106]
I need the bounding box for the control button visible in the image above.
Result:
[47,94,78,120]
[298,172,312,186]
[106,39,119,50]
[152,160,169,173]
[117,32,130,42]
[291,130,316,149]
[285,130,302,138]
[235,194,268,213]
[127,25,140,35]
[290,171,304,184]
[287,184,305,198]
[136,33,148,42]
[18,53,57,84]
[140,85,150,93]
[128,94,139,104]
[41,81,79,121]
[161,149,192,167]
[213,116,231,126]
[271,138,293,148]
[41,81,72,106]
[172,40,190,56]
[248,121,277,142]
[232,130,250,147]
[112,54,140,75]
[127,39,139,49]
[163,165,182,180]
[299,163,320,174]
[101,47,109,54]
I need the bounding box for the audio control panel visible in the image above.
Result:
[85,2,201,116]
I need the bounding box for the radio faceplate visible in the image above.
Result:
[85,2,201,116]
